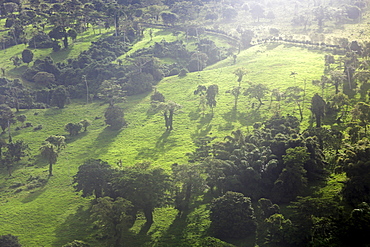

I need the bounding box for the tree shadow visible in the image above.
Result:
[222,108,238,123]
[53,204,96,247]
[188,108,201,121]
[89,127,123,158]
[264,42,281,50]
[198,113,213,126]
[119,228,152,247]
[237,110,264,126]
[154,210,190,246]
[49,47,73,63]
[136,130,177,161]
[191,124,213,141]
[21,187,47,203]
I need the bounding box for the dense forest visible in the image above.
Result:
[0,0,370,246]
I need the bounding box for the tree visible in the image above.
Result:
[172,163,206,212]
[40,143,58,176]
[244,83,269,110]
[240,30,254,48]
[337,141,370,206]
[67,28,78,42]
[91,197,133,245]
[10,56,21,67]
[45,135,66,150]
[206,84,219,112]
[113,164,171,224]
[65,122,82,136]
[21,49,33,66]
[272,147,309,203]
[0,104,15,133]
[98,80,126,106]
[329,70,346,94]
[79,119,91,132]
[231,86,242,110]
[352,102,370,134]
[233,67,248,86]
[73,159,113,199]
[51,86,68,109]
[210,191,257,239]
[16,115,26,127]
[285,86,304,121]
[3,140,29,176]
[153,101,182,131]
[32,72,56,86]
[161,11,178,26]
[311,93,326,128]
[250,3,264,22]
[0,234,22,247]
[104,105,126,130]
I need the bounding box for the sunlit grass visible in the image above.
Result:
[0,29,327,246]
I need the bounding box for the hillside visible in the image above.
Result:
[0,0,370,246]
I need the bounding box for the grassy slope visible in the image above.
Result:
[0,28,327,246]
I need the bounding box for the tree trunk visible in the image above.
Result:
[169,109,174,130]
[143,206,153,225]
[49,163,53,176]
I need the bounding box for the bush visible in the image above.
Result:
[210,191,257,239]
[178,68,189,77]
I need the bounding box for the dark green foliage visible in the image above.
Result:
[40,143,58,176]
[287,196,344,246]
[198,237,235,247]
[258,198,280,219]
[21,49,33,65]
[272,147,309,203]
[65,122,83,136]
[178,68,188,77]
[62,240,90,247]
[206,84,219,109]
[51,86,68,109]
[257,214,295,247]
[172,163,206,211]
[210,191,257,239]
[73,159,113,199]
[45,135,66,150]
[342,202,370,247]
[150,90,165,103]
[28,31,53,49]
[91,197,133,244]
[338,140,370,206]
[0,104,15,132]
[0,234,22,247]
[112,163,171,224]
[311,93,326,127]
[161,11,178,25]
[104,105,126,130]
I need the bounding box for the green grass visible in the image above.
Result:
[0,28,328,246]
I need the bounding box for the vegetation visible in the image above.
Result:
[0,0,370,246]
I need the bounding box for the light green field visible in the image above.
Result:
[0,38,326,245]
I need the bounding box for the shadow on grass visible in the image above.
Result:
[136,130,177,161]
[65,131,88,144]
[222,108,238,123]
[264,42,281,50]
[53,205,96,247]
[90,127,122,157]
[154,210,190,246]
[188,108,201,121]
[49,47,72,63]
[237,110,264,126]
[119,228,152,247]
[21,187,47,203]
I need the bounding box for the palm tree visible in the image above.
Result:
[40,143,58,176]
